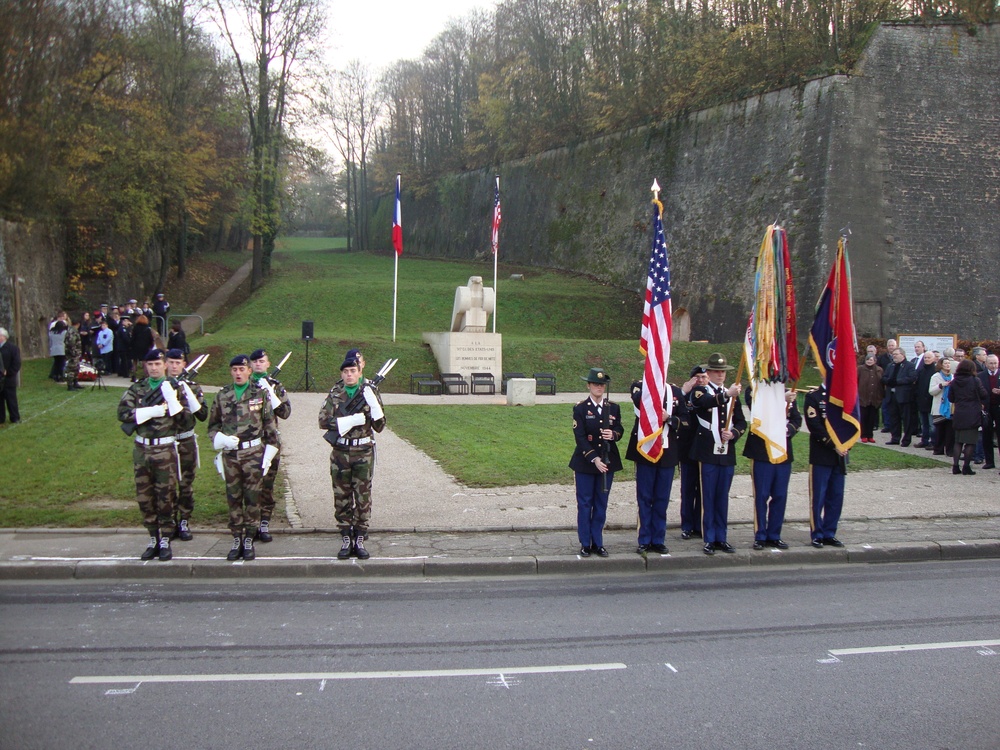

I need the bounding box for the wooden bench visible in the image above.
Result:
[441,372,470,395]
[470,372,496,395]
[533,372,557,395]
[501,372,525,394]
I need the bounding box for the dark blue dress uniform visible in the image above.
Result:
[742,387,802,547]
[805,385,848,546]
[569,395,623,552]
[678,375,703,538]
[689,381,746,550]
[625,381,689,551]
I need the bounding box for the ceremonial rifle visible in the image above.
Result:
[323,358,398,446]
[269,351,292,379]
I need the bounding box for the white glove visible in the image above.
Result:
[214,451,225,477]
[259,379,281,410]
[261,444,279,475]
[160,381,183,416]
[180,381,200,411]
[135,404,168,424]
[363,387,384,421]
[213,432,240,451]
[336,413,366,435]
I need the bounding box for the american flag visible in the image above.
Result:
[637,201,673,462]
[491,176,502,255]
[392,174,402,256]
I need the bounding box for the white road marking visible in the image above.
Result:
[665,663,678,673]
[71,662,627,685]
[829,639,1000,656]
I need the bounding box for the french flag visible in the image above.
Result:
[392,174,402,256]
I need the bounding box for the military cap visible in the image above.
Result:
[144,349,165,362]
[165,348,186,361]
[250,348,267,361]
[340,353,360,371]
[701,352,734,371]
[230,354,251,367]
[156,293,165,298]
[690,364,708,377]
[581,367,611,384]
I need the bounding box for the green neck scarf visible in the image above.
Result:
[251,372,266,381]
[148,377,165,390]
[233,381,250,400]
[345,382,361,399]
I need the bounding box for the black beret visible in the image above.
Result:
[144,349,165,362]
[230,354,250,367]
[165,348,186,361]
[250,348,267,361]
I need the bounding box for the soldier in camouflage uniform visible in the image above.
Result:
[64,316,84,391]
[318,350,386,560]
[117,349,189,560]
[207,354,278,561]
[166,349,208,541]
[250,348,291,542]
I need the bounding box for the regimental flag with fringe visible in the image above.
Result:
[808,235,861,451]
[746,224,800,462]
[637,197,673,462]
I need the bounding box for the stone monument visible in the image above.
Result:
[423,276,502,383]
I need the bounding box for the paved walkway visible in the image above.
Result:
[180,259,252,336]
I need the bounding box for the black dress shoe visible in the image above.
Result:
[680,530,693,540]
[752,540,765,550]
[900,439,911,447]
[649,543,669,554]
[981,464,996,470]
[594,546,609,557]
[703,543,715,555]
[636,544,649,555]
[886,440,900,445]
[962,466,976,475]
[823,537,845,547]
[767,539,789,550]
[811,538,824,548]
[715,541,736,553]
[579,546,591,557]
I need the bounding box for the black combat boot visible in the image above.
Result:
[257,519,272,543]
[177,518,192,541]
[158,536,172,561]
[242,534,256,561]
[337,533,353,560]
[354,534,370,560]
[140,535,158,560]
[226,536,242,561]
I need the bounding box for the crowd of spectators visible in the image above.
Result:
[859,339,1000,476]
[46,294,174,382]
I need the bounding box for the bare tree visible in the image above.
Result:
[214,0,324,287]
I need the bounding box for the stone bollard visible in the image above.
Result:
[506,378,536,406]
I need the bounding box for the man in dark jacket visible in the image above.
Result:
[914,351,938,448]
[978,354,1000,471]
[0,328,21,424]
[881,348,917,446]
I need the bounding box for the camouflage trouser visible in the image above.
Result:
[259,451,280,522]
[132,442,179,536]
[330,448,374,535]
[175,435,198,520]
[65,356,80,379]
[222,446,263,536]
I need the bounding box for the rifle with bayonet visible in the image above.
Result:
[268,351,292,380]
[323,358,398,447]
[177,353,209,383]
[120,375,184,436]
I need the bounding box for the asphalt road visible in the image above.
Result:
[2,561,998,750]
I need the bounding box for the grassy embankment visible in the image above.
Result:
[0,239,940,525]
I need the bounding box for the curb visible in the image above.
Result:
[1,540,997,581]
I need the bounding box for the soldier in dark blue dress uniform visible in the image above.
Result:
[678,366,707,540]
[689,353,746,555]
[569,367,623,557]
[743,386,801,550]
[625,378,689,555]
[805,384,849,548]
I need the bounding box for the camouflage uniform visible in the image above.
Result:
[318,379,386,536]
[117,378,189,537]
[64,324,82,386]
[207,381,278,537]
[254,373,291,523]
[174,374,209,522]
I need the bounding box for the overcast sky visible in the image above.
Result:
[323,0,493,71]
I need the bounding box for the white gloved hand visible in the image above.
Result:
[336,413,366,435]
[259,379,281,410]
[261,444,279,475]
[135,404,168,424]
[363,387,384,421]
[161,381,183,416]
[213,432,240,451]
[180,381,200,411]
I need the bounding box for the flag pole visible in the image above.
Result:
[492,174,500,334]
[392,173,401,342]
[392,251,398,342]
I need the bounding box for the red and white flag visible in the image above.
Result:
[392,174,402,256]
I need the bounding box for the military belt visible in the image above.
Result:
[238,437,263,450]
[336,436,372,448]
[176,430,196,440]
[135,436,176,447]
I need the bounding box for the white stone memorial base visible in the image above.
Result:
[506,378,536,406]
[422,332,502,380]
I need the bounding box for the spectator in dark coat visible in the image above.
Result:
[114,318,133,379]
[167,322,188,356]
[130,315,154,380]
[857,353,884,443]
[948,358,988,475]
[914,351,937,448]
[0,327,21,424]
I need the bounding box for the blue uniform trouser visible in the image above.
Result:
[699,462,734,545]
[679,460,701,533]
[575,472,612,548]
[635,463,675,546]
[749,460,791,542]
[809,464,846,541]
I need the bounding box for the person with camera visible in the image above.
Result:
[319,350,386,560]
[208,354,279,561]
[117,349,189,560]
[250,348,292,543]
[569,367,623,557]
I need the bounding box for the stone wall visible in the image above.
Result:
[378,22,1000,342]
[0,220,66,359]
